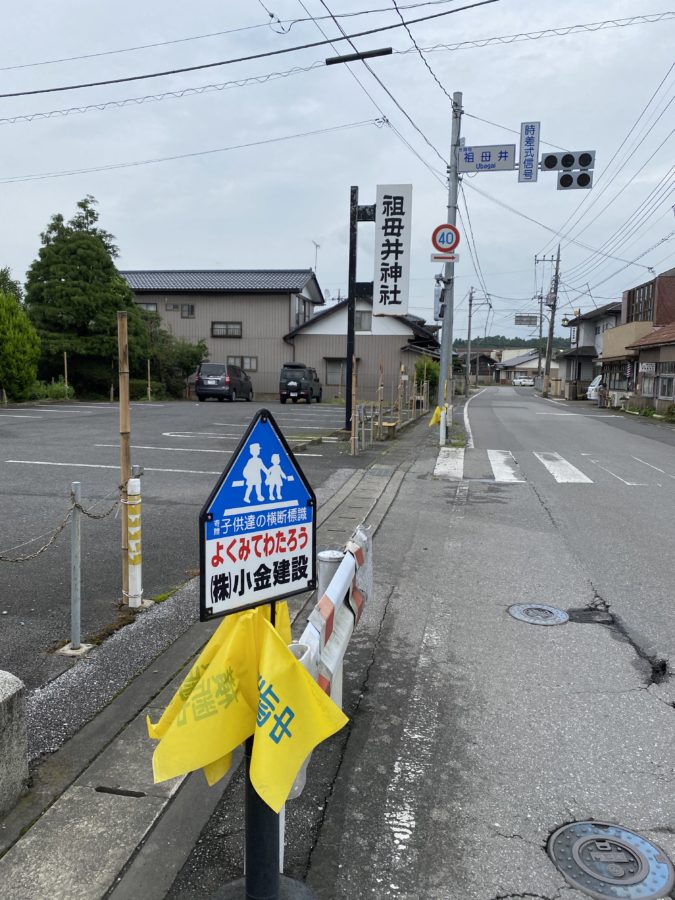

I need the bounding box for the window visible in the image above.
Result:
[227,355,258,371]
[325,359,347,387]
[626,281,655,322]
[640,376,655,397]
[165,303,179,311]
[656,361,675,375]
[658,376,674,400]
[595,325,601,335]
[355,311,372,331]
[137,302,157,312]
[181,304,195,319]
[211,321,242,338]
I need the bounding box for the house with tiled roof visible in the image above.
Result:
[626,321,675,412]
[558,302,621,394]
[283,298,439,400]
[120,270,324,394]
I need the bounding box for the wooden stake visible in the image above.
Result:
[63,352,68,394]
[118,312,131,605]
[147,358,152,401]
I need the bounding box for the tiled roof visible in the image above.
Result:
[283,297,438,344]
[565,301,621,325]
[120,270,317,294]
[627,323,675,349]
[557,345,598,358]
[494,350,540,369]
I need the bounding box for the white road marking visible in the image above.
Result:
[593,464,646,486]
[214,422,334,431]
[487,449,525,483]
[0,414,42,419]
[535,412,622,418]
[7,460,222,475]
[95,443,233,455]
[533,452,593,483]
[633,456,675,481]
[162,431,242,439]
[434,447,464,479]
[463,387,487,449]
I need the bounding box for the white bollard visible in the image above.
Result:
[439,408,447,446]
[127,478,143,608]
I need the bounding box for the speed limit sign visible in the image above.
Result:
[431,224,460,253]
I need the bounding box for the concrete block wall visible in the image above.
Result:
[0,672,28,816]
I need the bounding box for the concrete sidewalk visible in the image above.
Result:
[0,424,418,900]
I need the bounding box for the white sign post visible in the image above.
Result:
[458,145,516,173]
[518,121,540,183]
[374,183,412,316]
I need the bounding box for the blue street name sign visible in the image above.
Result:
[199,409,316,620]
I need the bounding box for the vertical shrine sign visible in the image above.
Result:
[373,184,412,316]
[199,409,316,621]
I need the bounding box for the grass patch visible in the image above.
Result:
[149,586,181,604]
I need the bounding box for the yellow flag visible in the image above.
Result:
[250,616,348,813]
[147,609,259,784]
[429,405,441,427]
[147,599,346,812]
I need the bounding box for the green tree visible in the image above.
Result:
[0,267,23,302]
[24,197,147,395]
[0,291,40,401]
[414,356,439,395]
[143,312,208,397]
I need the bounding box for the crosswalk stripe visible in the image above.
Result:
[533,451,593,483]
[487,449,525,483]
[434,447,464,479]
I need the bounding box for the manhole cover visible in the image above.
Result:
[507,604,569,626]
[548,821,675,899]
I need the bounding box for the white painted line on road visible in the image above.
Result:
[0,414,43,419]
[533,452,593,483]
[633,456,675,481]
[463,387,487,450]
[487,450,525,483]
[162,431,241,439]
[214,422,332,431]
[95,443,233,455]
[535,412,622,418]
[594,464,646,486]
[7,460,222,475]
[434,447,464,479]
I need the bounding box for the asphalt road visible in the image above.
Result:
[0,398,369,689]
[467,385,675,665]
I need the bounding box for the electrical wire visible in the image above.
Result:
[538,62,675,255]
[0,0,500,99]
[462,179,655,270]
[390,0,454,105]
[0,118,382,184]
[0,1,472,72]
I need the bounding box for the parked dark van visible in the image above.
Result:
[279,363,322,404]
[195,363,253,402]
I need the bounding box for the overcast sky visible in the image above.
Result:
[2,0,673,340]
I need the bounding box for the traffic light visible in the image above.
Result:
[540,150,595,190]
[540,151,595,171]
[557,170,594,190]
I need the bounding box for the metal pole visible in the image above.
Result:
[244,735,280,900]
[542,244,561,399]
[70,482,81,650]
[345,186,358,432]
[465,287,474,398]
[350,356,357,456]
[118,311,131,605]
[436,91,462,445]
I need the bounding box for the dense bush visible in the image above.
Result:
[27,378,75,400]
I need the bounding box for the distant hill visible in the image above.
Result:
[453,335,570,350]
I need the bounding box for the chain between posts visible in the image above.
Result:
[0,490,120,563]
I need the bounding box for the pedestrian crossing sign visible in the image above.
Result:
[199,409,316,620]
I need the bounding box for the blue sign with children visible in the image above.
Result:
[199,409,316,620]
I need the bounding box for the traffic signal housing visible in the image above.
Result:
[540,151,595,190]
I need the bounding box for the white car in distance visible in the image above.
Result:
[513,376,535,387]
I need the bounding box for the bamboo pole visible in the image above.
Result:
[118,312,131,605]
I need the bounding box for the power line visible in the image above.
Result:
[390,0,454,105]
[0,0,500,99]
[0,118,381,184]
[462,179,655,270]
[0,1,468,72]
[538,61,675,255]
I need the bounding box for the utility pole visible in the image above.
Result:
[465,286,474,398]
[538,293,544,376]
[542,244,561,399]
[436,90,462,445]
